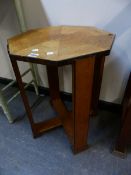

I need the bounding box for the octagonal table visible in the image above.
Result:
[8,26,115,153]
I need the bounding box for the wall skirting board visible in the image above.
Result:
[0,77,122,114]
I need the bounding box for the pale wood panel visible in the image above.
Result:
[8,26,115,62]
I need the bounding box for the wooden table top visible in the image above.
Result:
[8,26,115,63]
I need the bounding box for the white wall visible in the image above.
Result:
[0,0,20,79]
[0,0,131,104]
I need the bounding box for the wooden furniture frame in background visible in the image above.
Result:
[0,67,38,123]
[114,72,131,157]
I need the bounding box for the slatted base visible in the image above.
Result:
[33,117,62,138]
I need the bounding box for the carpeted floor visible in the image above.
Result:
[0,84,131,175]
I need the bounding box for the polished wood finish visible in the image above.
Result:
[72,56,95,153]
[114,72,131,156]
[8,26,115,153]
[8,26,114,63]
[91,55,105,116]
[46,66,74,143]
[10,58,62,138]
[33,117,62,138]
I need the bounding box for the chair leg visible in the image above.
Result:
[114,105,131,156]
[29,63,39,95]
[0,89,14,123]
[113,72,131,158]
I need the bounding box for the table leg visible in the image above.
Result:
[46,66,74,143]
[10,58,35,133]
[72,56,95,153]
[91,55,105,116]
[10,57,62,137]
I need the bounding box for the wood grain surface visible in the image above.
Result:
[8,26,115,62]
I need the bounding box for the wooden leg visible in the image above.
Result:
[10,58,35,133]
[114,106,131,155]
[10,57,62,137]
[113,73,131,157]
[72,56,95,153]
[91,55,105,116]
[46,66,73,143]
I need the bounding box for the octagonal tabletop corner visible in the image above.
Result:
[8,26,115,63]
